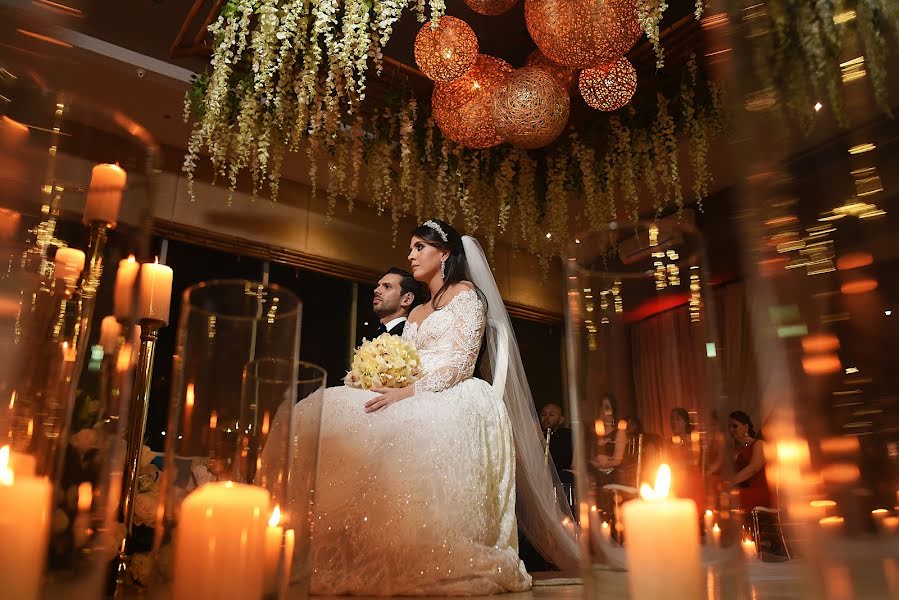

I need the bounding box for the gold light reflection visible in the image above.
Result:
[836,252,873,270]
[15,28,73,48]
[833,9,856,24]
[32,0,83,17]
[840,56,866,82]
[801,333,839,353]
[803,354,841,375]
[848,143,875,155]
[840,278,877,295]
[821,463,861,484]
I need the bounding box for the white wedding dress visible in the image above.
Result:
[274,289,532,595]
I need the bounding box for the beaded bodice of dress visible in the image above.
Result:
[402,289,485,395]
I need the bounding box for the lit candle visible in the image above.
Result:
[54,247,85,284]
[114,255,139,320]
[819,515,844,535]
[703,509,714,538]
[882,516,898,535]
[264,505,284,594]
[83,163,126,226]
[137,259,173,325]
[99,316,121,355]
[741,537,756,560]
[73,482,92,547]
[622,465,701,600]
[172,481,269,600]
[0,446,52,600]
[711,523,721,547]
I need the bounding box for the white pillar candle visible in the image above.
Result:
[0,446,52,600]
[173,481,269,600]
[99,316,121,355]
[54,247,85,283]
[83,163,126,226]
[137,259,172,325]
[622,464,701,600]
[114,255,140,320]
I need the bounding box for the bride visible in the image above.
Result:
[265,219,578,595]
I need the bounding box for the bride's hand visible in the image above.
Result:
[364,386,414,413]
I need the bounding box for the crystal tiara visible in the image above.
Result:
[422,220,449,242]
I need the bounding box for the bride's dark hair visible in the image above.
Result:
[411,218,470,309]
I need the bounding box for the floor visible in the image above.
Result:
[314,557,899,600]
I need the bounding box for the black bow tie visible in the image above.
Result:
[377,323,388,334]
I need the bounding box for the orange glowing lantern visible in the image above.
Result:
[802,354,841,375]
[801,333,840,353]
[414,17,479,82]
[836,252,873,270]
[840,278,878,295]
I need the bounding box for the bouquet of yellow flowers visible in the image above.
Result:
[344,333,422,390]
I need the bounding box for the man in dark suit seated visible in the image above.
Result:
[372,267,428,337]
[539,403,573,485]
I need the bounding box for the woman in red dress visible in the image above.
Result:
[728,411,773,509]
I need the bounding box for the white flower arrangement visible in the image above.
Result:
[345,333,422,390]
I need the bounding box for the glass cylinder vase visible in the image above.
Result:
[145,280,302,600]
[0,16,159,596]
[565,220,748,599]
[242,359,326,600]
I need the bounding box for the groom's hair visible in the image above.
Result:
[385,267,429,312]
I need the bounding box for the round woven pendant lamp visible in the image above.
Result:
[578,57,637,111]
[414,16,479,82]
[525,49,577,91]
[464,0,519,16]
[432,54,514,148]
[524,0,643,69]
[492,67,570,149]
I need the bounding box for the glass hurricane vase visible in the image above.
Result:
[565,220,748,599]
[144,280,303,600]
[0,14,159,596]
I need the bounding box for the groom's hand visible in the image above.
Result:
[365,386,414,413]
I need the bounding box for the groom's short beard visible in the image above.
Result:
[373,298,401,319]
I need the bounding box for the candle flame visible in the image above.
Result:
[617,419,627,431]
[8,391,15,410]
[127,254,136,263]
[186,384,195,408]
[594,419,605,437]
[0,446,12,485]
[27,418,33,438]
[269,505,281,527]
[77,482,92,512]
[209,410,218,429]
[640,464,672,500]
[153,256,159,265]
[655,464,671,497]
[690,431,700,444]
[712,523,720,534]
[705,509,713,517]
[116,343,132,372]
[261,411,270,436]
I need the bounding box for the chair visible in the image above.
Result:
[749,506,791,559]
[487,319,510,395]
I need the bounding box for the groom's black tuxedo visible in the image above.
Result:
[379,319,406,336]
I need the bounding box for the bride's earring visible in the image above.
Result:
[440,260,446,279]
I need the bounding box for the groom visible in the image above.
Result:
[372,267,428,336]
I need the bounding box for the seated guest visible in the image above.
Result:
[539,403,573,479]
[621,416,661,485]
[727,410,773,509]
[727,410,788,560]
[591,394,627,481]
[665,407,705,513]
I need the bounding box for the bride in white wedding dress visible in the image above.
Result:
[264,219,579,595]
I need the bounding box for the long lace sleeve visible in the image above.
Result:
[413,291,485,394]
